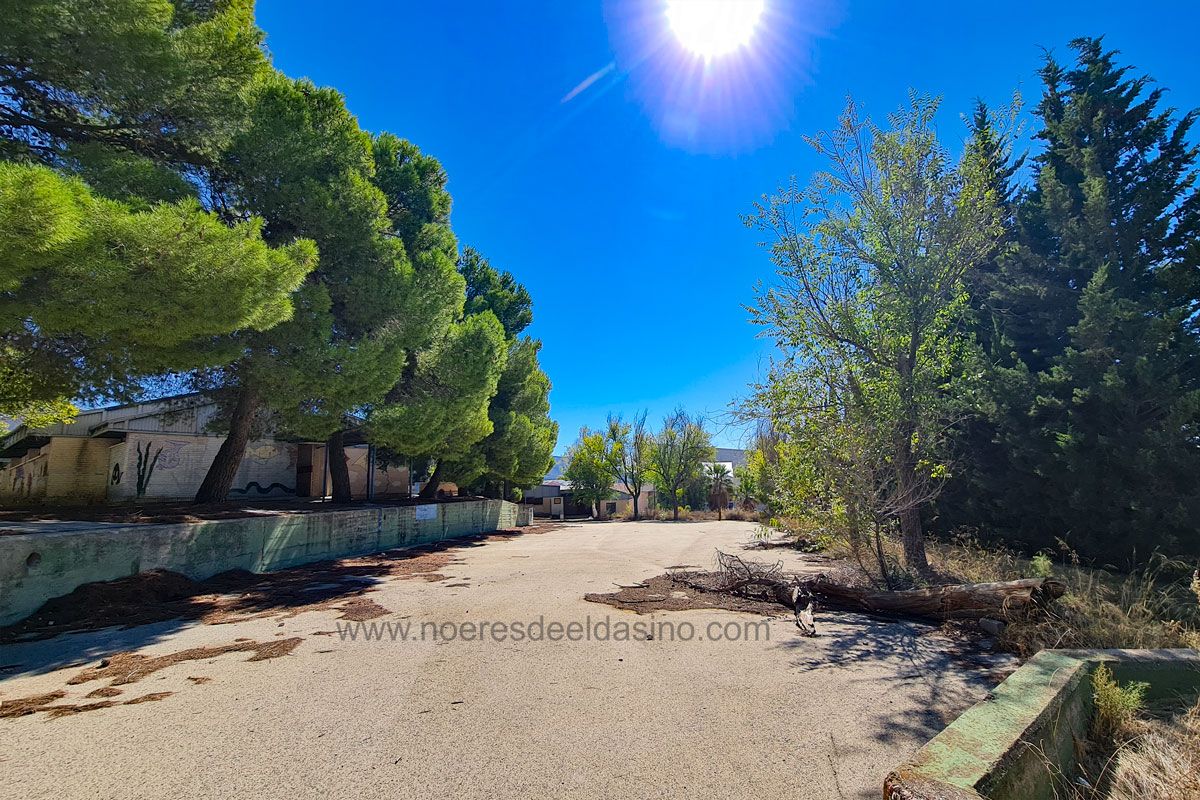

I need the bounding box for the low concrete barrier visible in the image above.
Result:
[884,648,1200,800]
[0,499,524,627]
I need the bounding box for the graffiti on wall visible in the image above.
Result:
[228,482,297,496]
[153,440,190,471]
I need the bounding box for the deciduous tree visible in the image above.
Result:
[603,411,653,520]
[746,95,1003,571]
[563,429,614,518]
[650,410,714,521]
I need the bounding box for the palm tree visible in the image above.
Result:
[704,462,734,520]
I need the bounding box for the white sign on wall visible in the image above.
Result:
[415,504,438,521]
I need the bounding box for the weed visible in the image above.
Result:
[1090,664,1148,741]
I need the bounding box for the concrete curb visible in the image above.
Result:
[883,648,1200,800]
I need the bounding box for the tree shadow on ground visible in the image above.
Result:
[778,612,1017,747]
[0,528,544,678]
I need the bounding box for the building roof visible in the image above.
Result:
[0,395,217,458]
[713,447,748,469]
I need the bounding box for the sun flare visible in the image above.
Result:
[666,0,766,59]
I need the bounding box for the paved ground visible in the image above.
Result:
[0,520,1013,799]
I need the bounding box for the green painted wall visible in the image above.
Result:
[0,499,523,627]
[885,648,1200,800]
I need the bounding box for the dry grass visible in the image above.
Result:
[1057,691,1200,800]
[810,527,1200,656]
[1104,697,1200,800]
[66,638,302,687]
[938,539,1199,655]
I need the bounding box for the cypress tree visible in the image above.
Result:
[962,38,1200,562]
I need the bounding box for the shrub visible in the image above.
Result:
[1090,664,1148,741]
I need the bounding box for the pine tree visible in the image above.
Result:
[965,38,1200,561]
[192,75,433,502]
[0,2,315,424]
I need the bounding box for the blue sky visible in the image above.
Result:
[255,1,1200,452]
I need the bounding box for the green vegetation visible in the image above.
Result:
[1090,664,1148,741]
[0,0,311,425]
[747,38,1200,577]
[560,409,726,521]
[746,93,1002,572]
[703,462,734,520]
[602,412,654,520]
[563,430,614,517]
[945,39,1200,564]
[650,410,714,521]
[0,162,312,423]
[0,0,555,503]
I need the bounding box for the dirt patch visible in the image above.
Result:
[336,598,390,621]
[123,692,174,706]
[67,638,302,687]
[44,700,117,719]
[585,573,786,616]
[84,687,123,699]
[0,690,66,718]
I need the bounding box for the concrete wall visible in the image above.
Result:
[108,434,297,502]
[884,648,1200,800]
[0,499,524,627]
[0,446,49,503]
[1,434,300,504]
[1,439,114,504]
[47,437,111,502]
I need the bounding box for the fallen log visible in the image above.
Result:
[682,551,1067,626]
[802,575,1066,622]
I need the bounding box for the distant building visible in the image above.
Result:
[0,394,409,505]
[525,447,747,518]
[713,447,749,469]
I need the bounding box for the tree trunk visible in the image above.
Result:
[194,386,259,504]
[804,576,1066,622]
[632,493,639,520]
[327,430,352,503]
[672,500,679,521]
[418,461,442,499]
[894,439,930,573]
[899,505,928,572]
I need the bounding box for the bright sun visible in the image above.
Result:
[666,0,766,59]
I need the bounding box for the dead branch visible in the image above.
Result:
[698,550,1065,629]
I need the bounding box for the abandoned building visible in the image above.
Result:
[0,395,410,505]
